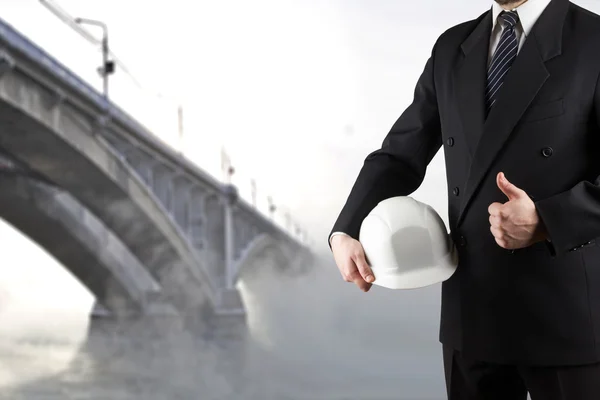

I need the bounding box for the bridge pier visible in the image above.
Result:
[0,18,313,345]
[83,303,250,398]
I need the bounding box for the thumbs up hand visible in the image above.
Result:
[488,172,548,249]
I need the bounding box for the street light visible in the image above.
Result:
[74,17,114,99]
[220,147,235,184]
[267,196,276,220]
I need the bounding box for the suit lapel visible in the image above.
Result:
[456,0,569,228]
[453,12,492,158]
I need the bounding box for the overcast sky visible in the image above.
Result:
[1,0,600,344]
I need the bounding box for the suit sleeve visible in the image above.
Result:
[534,71,600,257]
[328,40,443,246]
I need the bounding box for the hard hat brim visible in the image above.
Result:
[370,247,458,290]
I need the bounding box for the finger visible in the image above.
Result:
[489,214,501,227]
[339,263,354,282]
[490,225,503,239]
[341,261,360,283]
[343,259,371,290]
[353,251,375,283]
[352,274,371,293]
[488,202,503,216]
[335,254,358,282]
[495,237,508,248]
[333,254,351,280]
[345,265,367,284]
[355,281,373,293]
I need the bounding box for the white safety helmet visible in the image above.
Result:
[359,196,458,290]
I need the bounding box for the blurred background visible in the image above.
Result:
[0,0,598,399]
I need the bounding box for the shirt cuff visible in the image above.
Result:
[329,232,350,247]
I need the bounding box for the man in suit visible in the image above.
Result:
[329,0,600,398]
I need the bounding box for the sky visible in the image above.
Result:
[0,0,599,323]
[0,0,457,316]
[1,0,600,394]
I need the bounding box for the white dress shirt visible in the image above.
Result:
[330,0,552,247]
[489,0,551,64]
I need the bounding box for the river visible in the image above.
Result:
[0,252,447,400]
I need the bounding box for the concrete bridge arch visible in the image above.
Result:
[0,17,312,334]
[0,169,172,318]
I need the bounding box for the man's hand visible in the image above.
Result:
[331,234,375,292]
[488,172,548,249]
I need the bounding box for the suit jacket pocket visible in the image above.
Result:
[520,98,564,124]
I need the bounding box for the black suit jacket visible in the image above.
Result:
[330,0,600,365]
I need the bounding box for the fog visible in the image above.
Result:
[1,0,600,399]
[0,166,448,399]
[0,245,446,399]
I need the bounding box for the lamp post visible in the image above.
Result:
[74,17,114,99]
[267,196,276,220]
[221,147,235,184]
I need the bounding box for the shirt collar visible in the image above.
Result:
[491,0,552,37]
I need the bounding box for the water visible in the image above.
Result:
[0,253,447,399]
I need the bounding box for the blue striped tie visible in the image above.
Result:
[485,10,520,115]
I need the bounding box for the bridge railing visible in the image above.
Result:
[0,17,304,246]
[0,17,309,305]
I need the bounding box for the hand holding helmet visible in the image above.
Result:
[330,234,375,292]
[332,196,458,291]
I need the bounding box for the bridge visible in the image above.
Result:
[0,18,311,336]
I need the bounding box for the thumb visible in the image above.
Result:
[353,250,375,283]
[497,172,526,201]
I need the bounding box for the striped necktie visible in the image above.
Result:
[485,10,520,115]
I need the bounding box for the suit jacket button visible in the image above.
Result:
[453,187,460,196]
[458,236,467,247]
[541,147,553,158]
[446,137,455,147]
